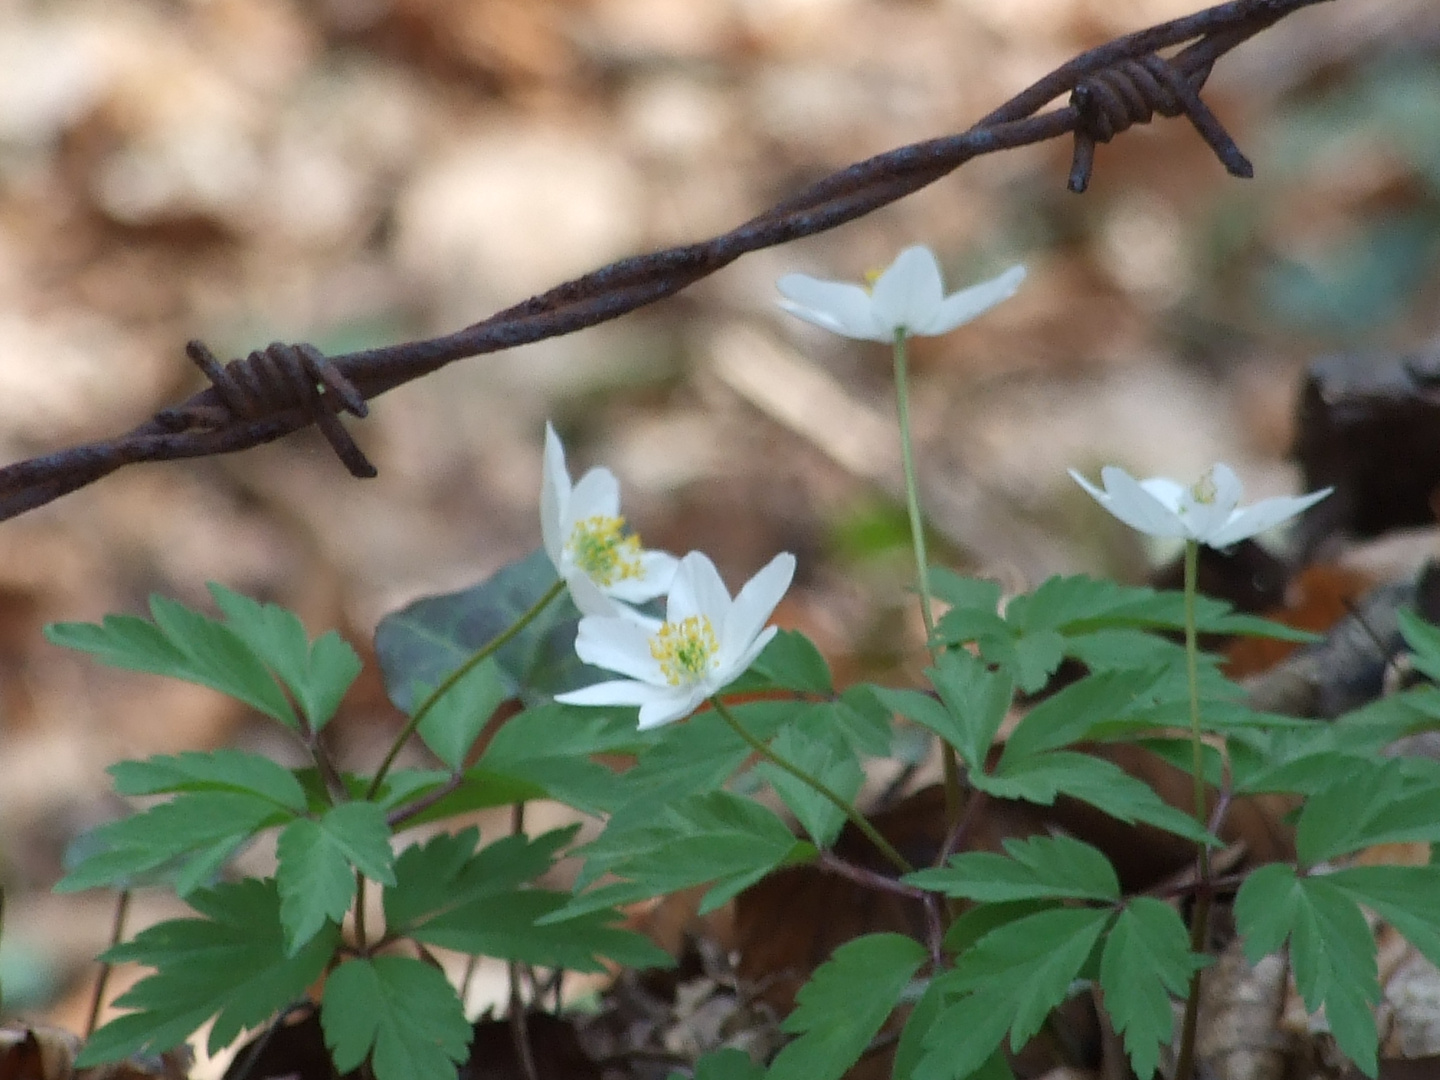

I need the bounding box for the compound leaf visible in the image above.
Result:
[1100,899,1206,1079]
[905,834,1119,904]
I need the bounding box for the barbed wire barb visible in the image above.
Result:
[0,0,1332,523]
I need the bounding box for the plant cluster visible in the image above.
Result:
[41,247,1440,1080]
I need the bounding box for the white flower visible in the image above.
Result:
[776,245,1026,342]
[555,550,796,729]
[542,422,678,615]
[1069,463,1332,548]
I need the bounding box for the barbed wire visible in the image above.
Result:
[0,0,1332,522]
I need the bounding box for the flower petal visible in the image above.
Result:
[568,466,622,522]
[1137,477,1187,514]
[870,246,945,337]
[716,625,779,691]
[916,264,1026,336]
[776,275,887,341]
[607,549,680,603]
[719,552,795,670]
[637,685,706,730]
[573,616,665,684]
[540,422,570,566]
[556,679,675,709]
[1206,487,1333,547]
[1071,467,1189,539]
[667,551,732,624]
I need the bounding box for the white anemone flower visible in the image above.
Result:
[1069,463,1332,548]
[555,550,795,730]
[542,423,678,615]
[776,244,1026,342]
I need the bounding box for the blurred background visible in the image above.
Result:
[0,0,1437,1054]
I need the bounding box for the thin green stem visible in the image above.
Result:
[892,331,936,644]
[711,697,912,875]
[367,577,567,798]
[892,330,964,849]
[1173,538,1214,1080]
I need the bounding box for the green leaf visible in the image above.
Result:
[413,656,510,770]
[999,669,1165,764]
[1327,864,1440,973]
[109,750,306,810]
[679,1049,766,1080]
[1100,899,1206,1079]
[321,956,472,1080]
[768,934,927,1080]
[57,791,294,895]
[904,835,1119,903]
[375,549,589,707]
[208,584,361,731]
[275,802,395,954]
[1399,609,1440,682]
[1235,864,1380,1077]
[75,878,339,1065]
[942,899,1061,956]
[47,597,296,726]
[980,751,1214,845]
[881,650,1012,772]
[385,827,667,972]
[477,702,641,814]
[1296,759,1440,865]
[760,713,863,847]
[1063,628,1186,673]
[561,791,814,918]
[917,908,1110,1080]
[928,569,1001,614]
[748,629,833,695]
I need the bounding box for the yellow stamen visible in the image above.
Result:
[649,615,719,687]
[863,267,884,294]
[566,515,644,587]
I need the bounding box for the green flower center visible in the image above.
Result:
[1189,473,1218,506]
[649,615,719,687]
[566,515,643,587]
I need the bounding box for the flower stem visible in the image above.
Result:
[892,330,963,843]
[892,331,936,644]
[711,697,913,875]
[1173,538,1214,1080]
[366,577,567,798]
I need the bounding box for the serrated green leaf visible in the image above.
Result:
[1100,899,1206,1079]
[379,767,550,827]
[1399,609,1440,682]
[678,1049,766,1080]
[929,569,1002,614]
[47,600,295,726]
[413,656,510,770]
[76,878,339,1066]
[979,751,1214,845]
[748,629,833,695]
[560,791,814,918]
[1327,864,1440,972]
[942,899,1061,956]
[321,956,471,1080]
[1000,669,1165,764]
[375,549,590,708]
[832,686,896,757]
[760,714,863,847]
[110,750,307,809]
[275,803,394,954]
[904,835,1119,903]
[57,791,294,895]
[1064,628,1186,672]
[384,827,666,972]
[209,584,361,731]
[917,908,1109,1080]
[1235,864,1380,1077]
[882,650,1012,772]
[768,934,927,1080]
[1296,759,1440,865]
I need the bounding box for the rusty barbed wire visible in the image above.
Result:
[0,0,1333,523]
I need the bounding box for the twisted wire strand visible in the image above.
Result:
[0,0,1332,522]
